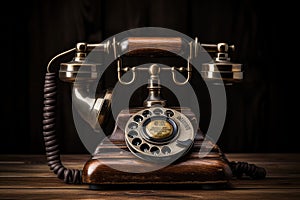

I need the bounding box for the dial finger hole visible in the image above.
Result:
[140,143,150,153]
[134,115,143,122]
[161,146,171,154]
[153,109,163,115]
[128,122,138,129]
[165,110,174,117]
[127,130,138,138]
[132,138,142,146]
[150,146,160,155]
[142,110,152,117]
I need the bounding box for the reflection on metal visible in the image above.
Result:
[57,40,242,131]
[201,42,243,83]
[143,64,166,107]
[58,42,111,131]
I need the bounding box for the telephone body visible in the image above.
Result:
[43,34,266,189]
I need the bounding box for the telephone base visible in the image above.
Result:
[82,141,232,188]
[82,108,232,188]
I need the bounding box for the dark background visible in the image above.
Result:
[2,0,299,154]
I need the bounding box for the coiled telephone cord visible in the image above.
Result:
[229,161,266,179]
[42,72,266,184]
[43,72,82,184]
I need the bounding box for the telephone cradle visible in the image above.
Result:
[42,33,266,189]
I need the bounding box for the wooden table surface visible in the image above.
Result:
[0,153,299,199]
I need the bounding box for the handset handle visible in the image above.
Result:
[85,37,236,59]
[120,37,186,56]
[85,37,190,58]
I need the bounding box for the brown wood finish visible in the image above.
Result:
[0,154,299,199]
[81,107,232,186]
[82,136,232,185]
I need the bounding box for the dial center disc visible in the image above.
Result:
[145,119,173,140]
[142,116,178,143]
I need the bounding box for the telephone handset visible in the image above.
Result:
[43,34,266,188]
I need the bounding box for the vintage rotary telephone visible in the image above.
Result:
[42,33,266,189]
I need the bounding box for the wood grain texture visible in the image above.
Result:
[82,107,231,185]
[0,154,299,200]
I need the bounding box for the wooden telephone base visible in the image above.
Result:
[82,107,232,189]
